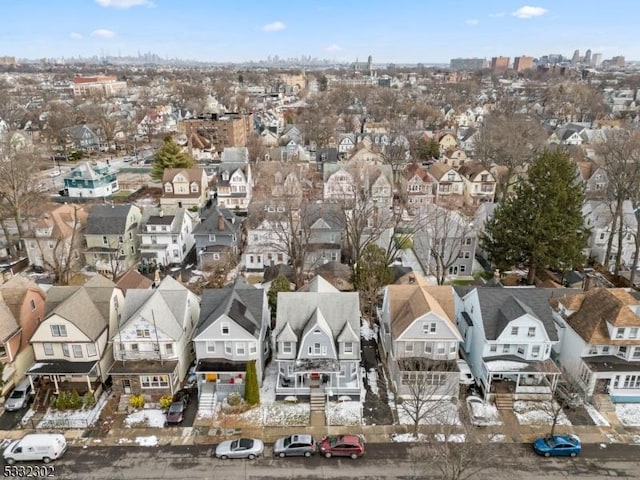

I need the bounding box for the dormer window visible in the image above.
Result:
[313,329,321,334]
[282,342,292,354]
[528,327,536,337]
[344,342,353,353]
[616,328,625,339]
[221,323,230,335]
[190,182,198,193]
[165,183,173,193]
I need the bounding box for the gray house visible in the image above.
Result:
[193,207,242,269]
[303,202,343,271]
[192,278,270,409]
[273,276,361,401]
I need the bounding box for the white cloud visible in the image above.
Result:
[512,6,548,19]
[325,44,342,52]
[465,19,479,25]
[95,0,154,8]
[261,21,286,32]
[69,32,83,40]
[489,12,506,17]
[91,29,116,38]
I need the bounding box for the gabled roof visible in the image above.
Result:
[297,275,339,293]
[428,162,458,181]
[45,275,117,341]
[193,207,241,236]
[85,205,136,235]
[195,278,264,338]
[162,167,205,184]
[0,276,39,341]
[116,268,153,294]
[458,162,492,180]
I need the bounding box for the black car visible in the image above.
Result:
[164,389,190,426]
[173,389,190,405]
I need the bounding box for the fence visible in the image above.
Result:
[24,389,110,430]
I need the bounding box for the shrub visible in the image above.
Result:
[129,394,145,409]
[227,392,242,406]
[159,395,173,409]
[83,392,96,408]
[49,390,86,410]
[244,361,260,405]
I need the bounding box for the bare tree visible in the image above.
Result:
[539,376,586,438]
[45,102,75,155]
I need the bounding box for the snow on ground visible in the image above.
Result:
[124,409,166,428]
[20,408,36,427]
[236,402,310,427]
[397,400,461,426]
[467,399,502,426]
[327,401,362,426]
[361,320,378,341]
[584,403,610,427]
[135,436,158,447]
[513,401,571,426]
[260,362,278,404]
[631,435,640,444]
[366,368,379,397]
[434,433,466,442]
[615,403,640,426]
[489,434,506,442]
[485,360,529,372]
[391,433,428,442]
[605,432,622,444]
[37,392,110,428]
[117,438,133,444]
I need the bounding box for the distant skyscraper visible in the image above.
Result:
[572,49,580,64]
[490,56,510,74]
[584,49,592,65]
[592,53,603,67]
[449,58,487,70]
[513,56,534,72]
[367,55,372,74]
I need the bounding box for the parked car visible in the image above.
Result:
[4,378,32,411]
[457,359,474,385]
[533,434,581,457]
[555,383,583,409]
[173,389,190,405]
[318,435,365,459]
[214,438,264,459]
[465,395,493,426]
[273,434,317,457]
[164,392,189,426]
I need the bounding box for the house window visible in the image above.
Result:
[29,299,36,311]
[460,265,466,273]
[511,327,519,336]
[51,325,67,337]
[308,343,323,355]
[422,322,437,334]
[630,328,639,339]
[165,344,173,355]
[102,235,108,245]
[490,344,497,352]
[588,345,598,355]
[62,344,69,357]
[208,234,216,242]
[532,345,541,357]
[623,375,640,389]
[618,346,628,358]
[136,329,151,338]
[225,343,232,355]
[140,375,169,388]
[72,345,83,358]
[172,236,178,244]
[206,342,215,353]
[282,342,292,354]
[43,343,54,356]
[87,344,97,357]
[517,345,525,355]
[632,347,640,359]
[344,342,353,354]
[528,327,536,337]
[602,346,610,354]
[405,343,414,354]
[425,343,433,354]
[437,344,446,355]
[616,328,625,339]
[249,343,257,354]
[221,323,230,335]
[131,343,139,352]
[236,344,246,355]
[502,344,510,353]
[450,343,457,353]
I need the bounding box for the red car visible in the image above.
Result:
[318,435,365,459]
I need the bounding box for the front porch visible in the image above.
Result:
[27,359,102,395]
[275,359,361,401]
[195,359,246,401]
[389,357,460,399]
[482,357,560,403]
[585,356,640,403]
[110,359,180,397]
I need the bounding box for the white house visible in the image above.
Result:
[138,207,197,268]
[63,161,119,198]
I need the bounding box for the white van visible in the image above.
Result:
[3,434,67,464]
[4,378,32,411]
[457,359,475,385]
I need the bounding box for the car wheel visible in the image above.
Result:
[43,457,51,464]
[570,452,577,457]
[325,452,332,458]
[220,455,228,460]
[304,451,311,457]
[544,452,551,457]
[5,458,15,465]
[350,453,358,459]
[278,452,286,458]
[248,454,256,460]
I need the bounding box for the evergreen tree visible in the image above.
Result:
[244,360,260,405]
[150,136,195,181]
[267,274,291,320]
[482,149,588,284]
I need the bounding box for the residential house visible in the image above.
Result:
[347,146,384,165]
[62,125,103,152]
[110,276,200,398]
[63,161,119,198]
[576,161,607,199]
[273,276,361,400]
[193,279,270,405]
[402,163,436,216]
[160,168,209,210]
[138,207,197,269]
[458,162,496,207]
[242,215,289,272]
[379,274,462,398]
[23,204,89,277]
[551,288,640,402]
[442,149,468,169]
[323,162,393,210]
[583,200,638,270]
[193,207,242,270]
[337,134,356,156]
[302,202,343,271]
[216,164,253,211]
[437,132,458,154]
[427,163,464,207]
[454,287,565,403]
[0,276,46,396]
[27,275,124,395]
[84,205,142,278]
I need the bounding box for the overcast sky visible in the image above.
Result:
[1,0,636,63]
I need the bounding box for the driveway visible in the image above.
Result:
[0,407,30,430]
[361,337,395,425]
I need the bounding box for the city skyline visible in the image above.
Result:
[1,0,637,64]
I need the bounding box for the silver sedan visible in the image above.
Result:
[214,438,264,460]
[273,434,317,457]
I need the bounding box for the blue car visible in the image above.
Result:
[533,434,581,457]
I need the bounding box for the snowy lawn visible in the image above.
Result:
[434,433,466,442]
[327,401,362,426]
[124,409,166,428]
[584,403,610,427]
[489,434,506,442]
[366,369,379,397]
[466,398,502,426]
[135,436,158,447]
[397,400,461,426]
[234,402,310,426]
[37,392,109,429]
[361,320,378,341]
[513,401,571,426]
[391,433,428,442]
[614,403,640,426]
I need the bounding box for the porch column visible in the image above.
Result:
[53,375,59,394]
[551,374,558,391]
[86,375,94,394]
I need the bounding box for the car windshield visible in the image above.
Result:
[544,437,558,448]
[9,391,24,399]
[168,403,183,413]
[283,437,292,447]
[238,439,253,449]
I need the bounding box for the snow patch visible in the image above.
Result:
[135,436,158,447]
[615,403,640,426]
[366,368,379,397]
[584,403,610,427]
[326,401,362,426]
[434,433,466,443]
[485,360,529,372]
[391,433,427,442]
[124,409,166,428]
[361,321,378,341]
[513,400,571,426]
[397,400,461,426]
[489,434,505,443]
[37,392,110,429]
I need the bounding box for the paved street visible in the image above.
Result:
[21,442,640,480]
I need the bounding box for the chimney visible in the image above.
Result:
[159,209,164,217]
[218,214,225,231]
[583,273,594,292]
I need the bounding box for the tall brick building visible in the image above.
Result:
[513,56,534,72]
[490,56,510,74]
